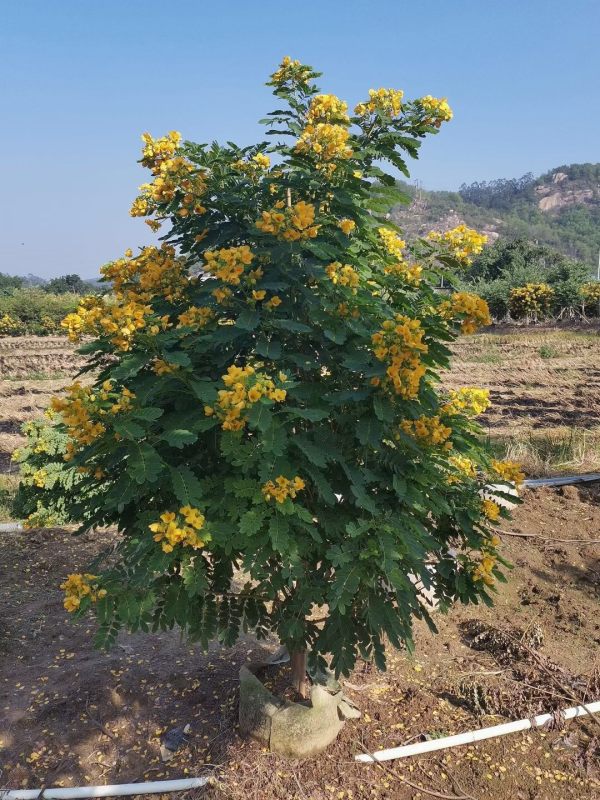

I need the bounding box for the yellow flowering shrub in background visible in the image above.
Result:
[509,283,555,319]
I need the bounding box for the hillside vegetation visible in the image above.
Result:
[391,162,600,269]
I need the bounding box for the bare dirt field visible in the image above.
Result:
[1,485,599,799]
[1,327,598,478]
[1,329,599,799]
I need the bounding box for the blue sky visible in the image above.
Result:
[2,0,598,278]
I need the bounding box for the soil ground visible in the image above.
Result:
[1,329,599,799]
[1,484,599,800]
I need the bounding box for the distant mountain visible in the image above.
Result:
[390,163,600,269]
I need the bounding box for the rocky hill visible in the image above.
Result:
[390,163,600,268]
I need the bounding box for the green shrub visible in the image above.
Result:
[0,289,80,335]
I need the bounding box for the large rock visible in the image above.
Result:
[238,661,356,758]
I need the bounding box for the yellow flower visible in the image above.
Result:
[208,364,288,430]
[325,262,360,292]
[306,94,349,124]
[442,387,490,417]
[60,573,105,613]
[295,123,352,162]
[439,292,491,334]
[337,218,356,235]
[355,88,404,118]
[447,455,476,484]
[269,56,313,86]
[419,96,453,127]
[426,225,486,265]
[265,295,282,310]
[153,358,179,375]
[149,507,209,552]
[252,290,266,301]
[491,459,525,487]
[378,227,406,259]
[203,245,255,285]
[371,315,428,398]
[482,499,500,521]
[400,416,453,448]
[256,201,319,241]
[262,475,305,503]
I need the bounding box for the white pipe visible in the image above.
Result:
[0,523,23,533]
[355,700,600,763]
[523,473,600,488]
[0,777,209,800]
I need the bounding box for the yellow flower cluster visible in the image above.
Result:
[132,156,207,219]
[419,95,453,126]
[442,387,491,417]
[337,218,356,235]
[203,245,255,285]
[61,573,106,613]
[472,534,501,586]
[270,56,313,85]
[378,227,406,259]
[355,88,404,118]
[177,306,215,328]
[149,506,209,553]
[491,459,525,487]
[337,302,360,319]
[265,295,282,310]
[51,381,134,454]
[232,153,271,175]
[447,454,476,484]
[580,281,600,305]
[140,131,181,173]
[295,123,352,162]
[439,292,492,334]
[426,225,487,265]
[0,313,22,335]
[102,245,189,301]
[509,283,555,318]
[400,415,452,448]
[62,296,154,351]
[482,499,501,521]
[152,358,179,375]
[371,315,428,398]
[32,468,48,488]
[256,200,319,241]
[205,365,288,431]
[325,262,360,291]
[51,384,106,448]
[262,475,305,503]
[384,261,423,286]
[307,94,349,124]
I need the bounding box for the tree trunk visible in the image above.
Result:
[290,648,309,700]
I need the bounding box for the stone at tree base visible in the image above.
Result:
[238,662,355,757]
[238,665,284,746]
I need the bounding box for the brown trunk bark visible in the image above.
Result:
[290,648,309,700]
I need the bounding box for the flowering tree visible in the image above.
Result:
[18,58,521,693]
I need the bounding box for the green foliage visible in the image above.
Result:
[12,418,86,527]
[458,239,594,318]
[22,60,511,676]
[45,274,98,295]
[0,273,24,295]
[0,289,80,335]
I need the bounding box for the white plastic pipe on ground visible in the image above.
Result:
[0,777,209,800]
[355,700,600,763]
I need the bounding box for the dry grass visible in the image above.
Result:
[487,427,600,477]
